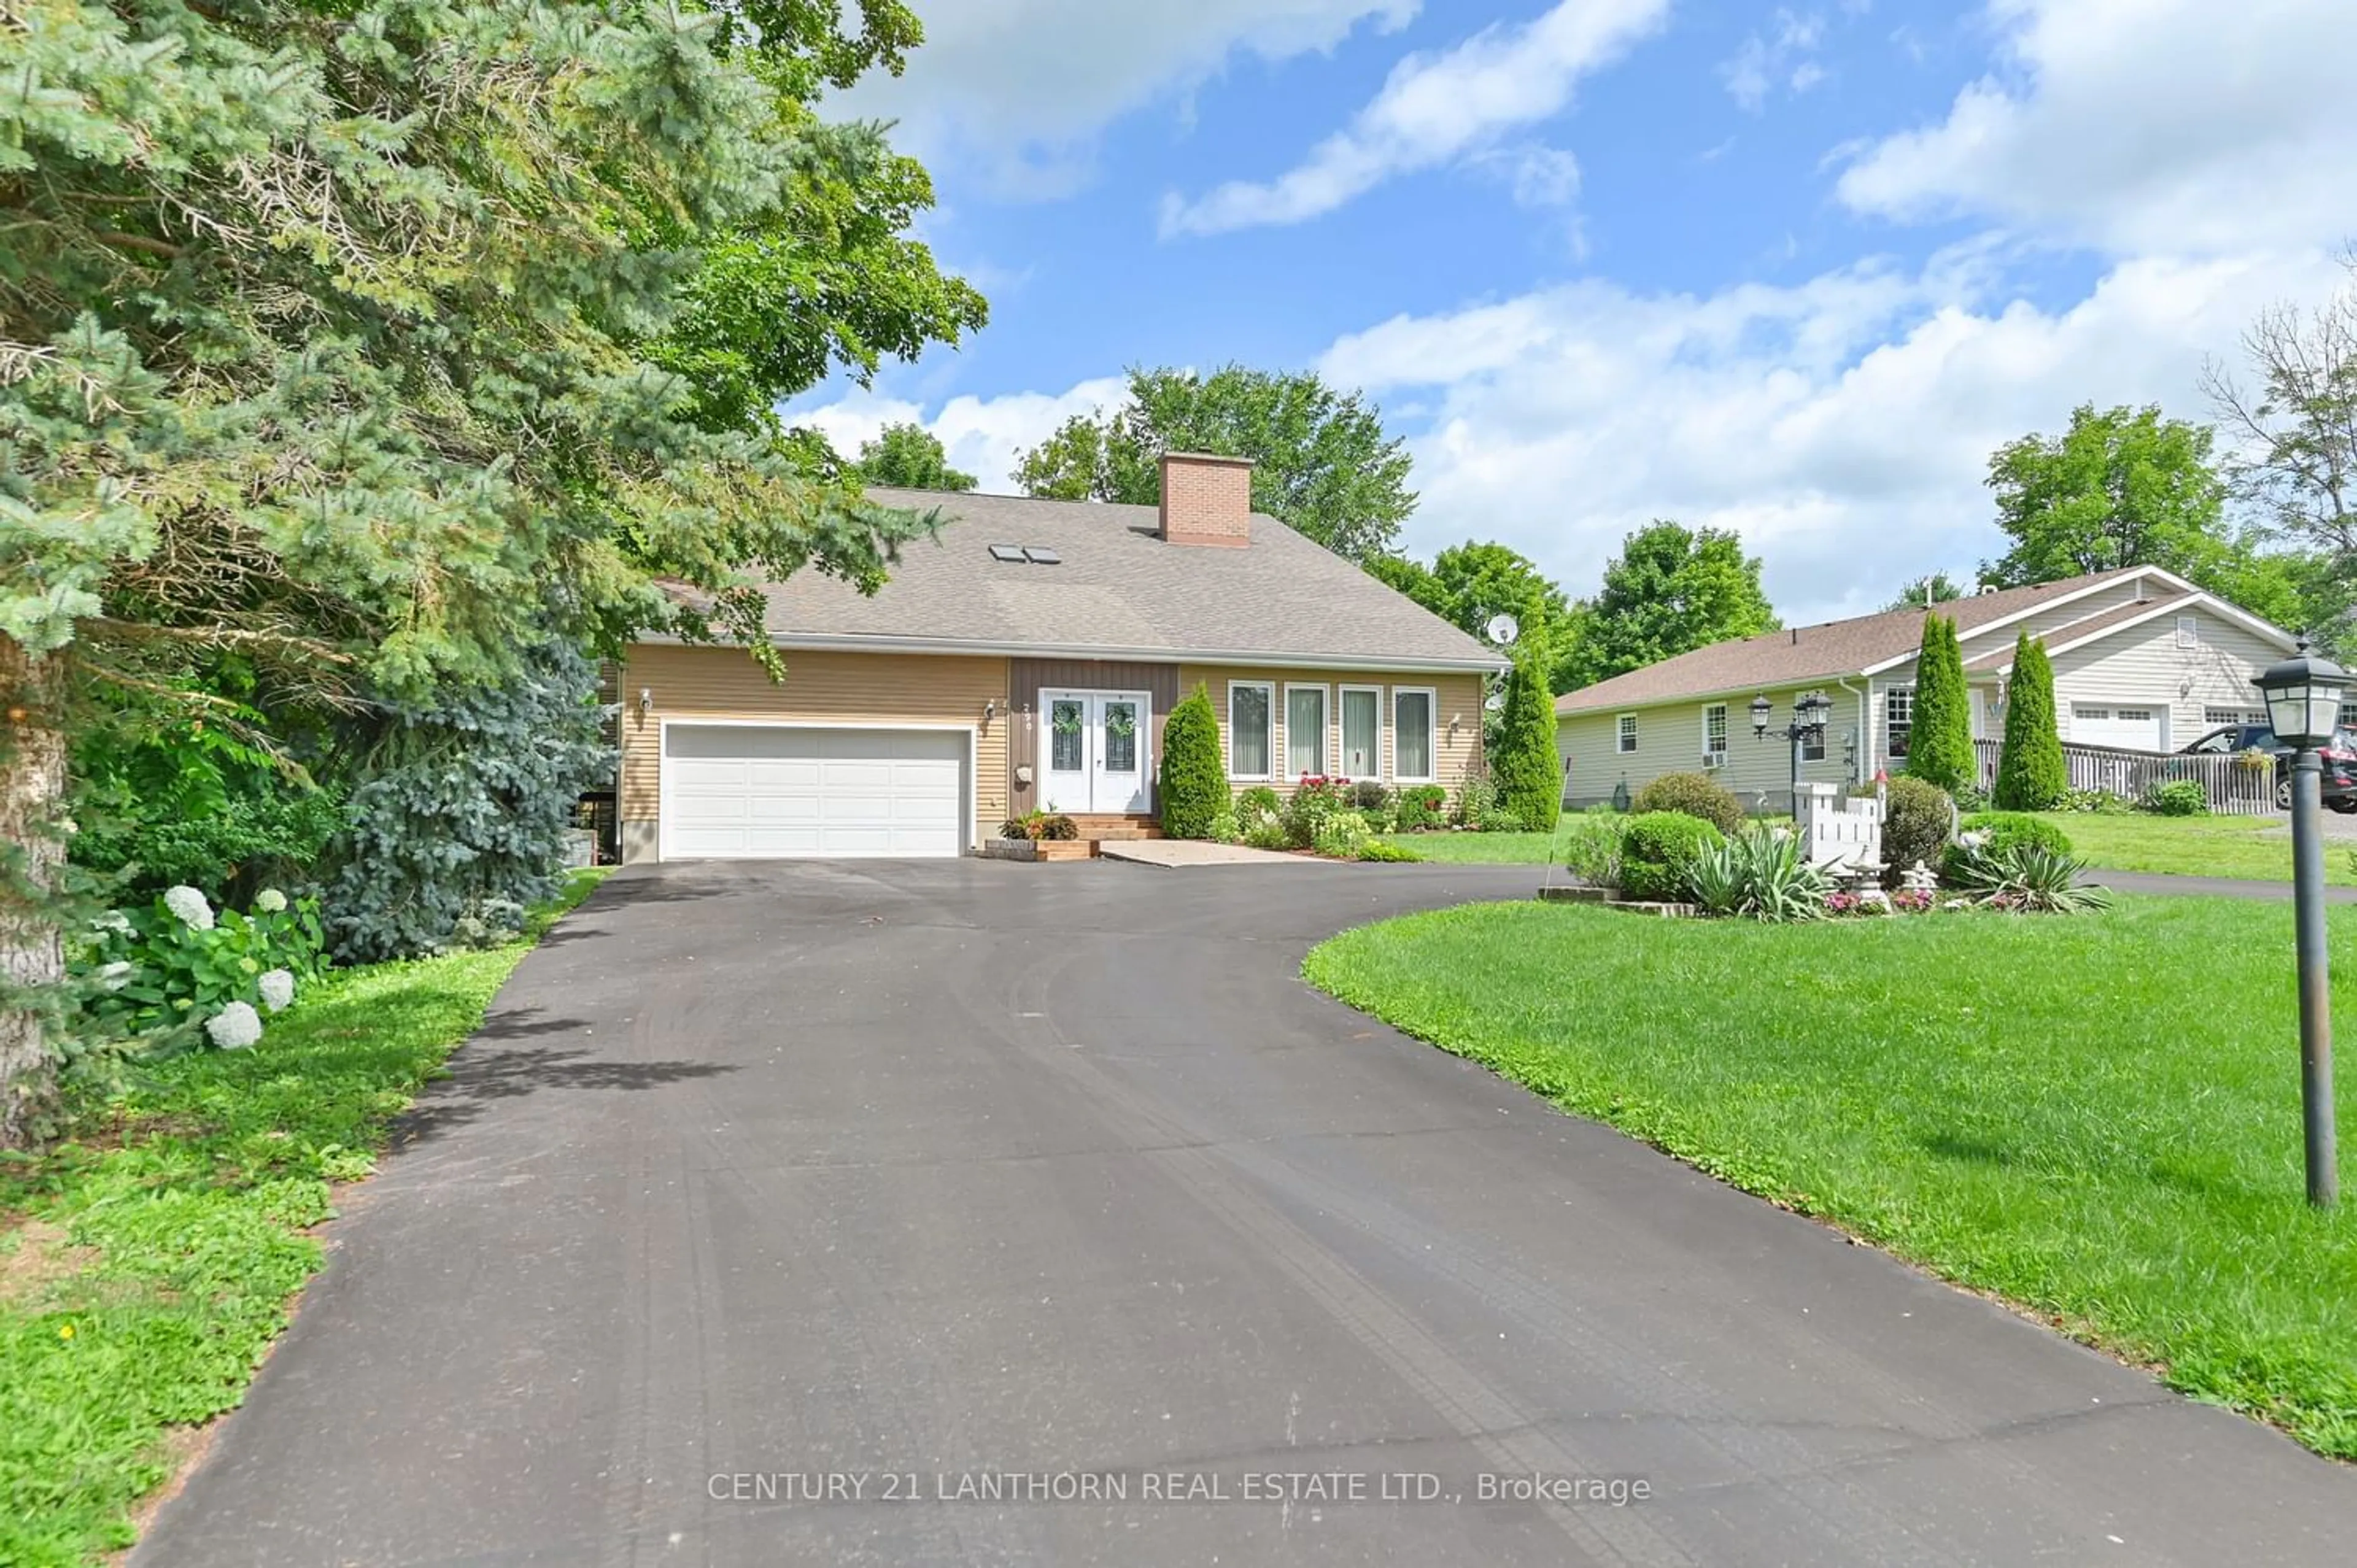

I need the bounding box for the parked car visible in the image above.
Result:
[2180,723,2357,812]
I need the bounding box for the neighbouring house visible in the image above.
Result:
[1556,565,2299,811]
[617,453,1504,860]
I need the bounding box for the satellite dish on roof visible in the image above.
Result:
[1485,612,1520,647]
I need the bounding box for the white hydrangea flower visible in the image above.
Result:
[163,886,216,931]
[204,1001,264,1050]
[95,960,134,992]
[255,888,288,914]
[258,969,296,1012]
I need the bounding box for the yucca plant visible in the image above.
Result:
[1947,841,2110,913]
[1689,825,1829,922]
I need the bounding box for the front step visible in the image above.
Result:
[1065,814,1164,841]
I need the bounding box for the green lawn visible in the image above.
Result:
[2038,812,2355,885]
[0,870,609,1567]
[1385,811,2353,886]
[1305,897,2357,1458]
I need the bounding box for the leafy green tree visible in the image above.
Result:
[1993,634,2067,811]
[1560,522,1779,689]
[654,1,986,434]
[1155,686,1229,840]
[1490,643,1563,834]
[1015,366,1415,560]
[1885,571,1969,611]
[1372,542,1581,690]
[0,0,962,1140]
[856,423,976,492]
[1905,614,1975,794]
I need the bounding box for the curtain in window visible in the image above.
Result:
[1395,691,1433,779]
[1342,689,1380,776]
[1287,688,1326,777]
[1229,686,1269,776]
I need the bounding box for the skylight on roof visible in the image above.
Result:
[988,544,1026,562]
[988,544,1062,565]
[1022,547,1061,565]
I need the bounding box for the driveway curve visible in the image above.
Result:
[141,860,2357,1566]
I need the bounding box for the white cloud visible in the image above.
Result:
[835,0,1418,199]
[1319,249,2347,624]
[786,377,1128,494]
[1719,9,1828,112]
[1159,0,1667,238]
[1838,0,2357,255]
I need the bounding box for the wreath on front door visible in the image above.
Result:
[1051,705,1083,736]
[1104,707,1137,740]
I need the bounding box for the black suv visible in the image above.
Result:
[2180,722,2357,812]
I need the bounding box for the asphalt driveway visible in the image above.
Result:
[141,860,2357,1566]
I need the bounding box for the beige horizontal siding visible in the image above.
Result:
[2046,608,2281,749]
[1560,680,1860,808]
[1177,666,1484,795]
[618,646,1009,844]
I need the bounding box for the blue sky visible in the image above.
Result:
[794,0,2357,625]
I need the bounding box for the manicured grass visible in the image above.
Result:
[0,871,609,1567]
[2038,811,2356,885]
[1375,830,1571,863]
[1305,897,2357,1458]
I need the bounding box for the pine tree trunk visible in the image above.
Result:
[0,633,65,1148]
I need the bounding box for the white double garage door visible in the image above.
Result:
[2069,703,2165,751]
[662,724,969,859]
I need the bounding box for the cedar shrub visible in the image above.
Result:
[1906,613,1975,794]
[1994,633,2067,811]
[1156,684,1229,839]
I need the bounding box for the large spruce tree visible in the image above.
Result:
[0,0,966,1141]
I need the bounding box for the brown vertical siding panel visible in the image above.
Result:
[1007,659,1182,813]
[617,646,1010,844]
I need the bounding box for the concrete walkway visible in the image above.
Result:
[1097,838,1306,867]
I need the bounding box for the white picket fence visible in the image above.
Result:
[1969,738,2277,816]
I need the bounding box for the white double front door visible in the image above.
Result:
[1040,690,1151,814]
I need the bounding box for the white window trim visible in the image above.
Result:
[1226,679,1274,782]
[1391,686,1438,784]
[1617,713,1639,754]
[1337,682,1387,781]
[1700,702,1728,768]
[1283,682,1333,780]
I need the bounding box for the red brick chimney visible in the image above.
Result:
[1158,452,1254,547]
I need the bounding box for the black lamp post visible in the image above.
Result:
[2254,636,2345,1208]
[1753,691,1833,815]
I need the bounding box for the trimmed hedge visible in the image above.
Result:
[1630,771,1744,835]
[1945,811,2073,882]
[1156,684,1229,839]
[1619,811,1724,902]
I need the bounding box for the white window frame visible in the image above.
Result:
[1337,682,1387,780]
[1226,680,1274,782]
[1391,686,1438,784]
[1700,703,1727,767]
[1884,686,1913,760]
[1617,713,1639,754]
[2175,615,2200,649]
[1283,682,1332,780]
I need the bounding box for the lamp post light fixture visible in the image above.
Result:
[1754,690,1833,813]
[2254,636,2346,1207]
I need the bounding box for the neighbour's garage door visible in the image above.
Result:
[2070,703,2163,751]
[663,725,966,859]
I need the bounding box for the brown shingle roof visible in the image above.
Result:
[1960,589,2186,671]
[1555,568,2156,714]
[727,488,1503,671]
